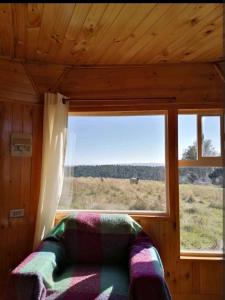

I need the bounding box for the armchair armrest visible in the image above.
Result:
[129,232,172,300]
[5,240,65,300]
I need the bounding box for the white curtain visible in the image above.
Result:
[33,92,69,248]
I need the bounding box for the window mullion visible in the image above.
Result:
[197,114,202,160]
[220,115,224,158]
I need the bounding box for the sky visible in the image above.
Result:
[65,114,221,166]
[178,115,221,159]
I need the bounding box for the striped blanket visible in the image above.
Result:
[5,213,172,300]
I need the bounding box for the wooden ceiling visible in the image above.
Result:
[0,3,223,65]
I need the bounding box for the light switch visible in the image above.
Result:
[9,209,25,218]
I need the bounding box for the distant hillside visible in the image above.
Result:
[65,164,165,181]
[64,165,223,186]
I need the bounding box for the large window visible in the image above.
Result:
[59,113,167,213]
[178,111,224,253]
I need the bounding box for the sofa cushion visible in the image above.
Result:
[63,213,142,264]
[46,264,129,300]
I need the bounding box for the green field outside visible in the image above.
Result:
[59,176,223,252]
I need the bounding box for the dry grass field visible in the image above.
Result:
[59,177,223,251]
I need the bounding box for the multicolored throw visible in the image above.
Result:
[5,213,172,300]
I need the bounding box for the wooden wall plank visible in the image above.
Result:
[172,294,223,300]
[0,101,12,281]
[0,59,39,102]
[0,101,43,296]
[58,64,223,106]
[0,4,14,58]
[199,261,224,295]
[24,62,67,95]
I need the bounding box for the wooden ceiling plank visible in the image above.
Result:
[12,4,27,59]
[144,4,222,64]
[34,4,59,61]
[68,3,125,65]
[44,4,76,62]
[0,4,14,58]
[88,4,155,64]
[119,4,202,64]
[172,14,223,63]
[114,4,188,65]
[26,4,43,60]
[26,4,43,59]
[105,4,175,65]
[0,4,223,65]
[27,4,43,28]
[184,34,223,63]
[68,3,109,65]
[57,3,92,63]
[189,44,223,63]
[151,5,223,64]
[90,4,156,65]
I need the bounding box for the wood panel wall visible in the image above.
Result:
[23,62,224,110]
[0,60,43,297]
[0,58,224,300]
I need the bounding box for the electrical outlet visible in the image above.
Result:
[9,209,25,218]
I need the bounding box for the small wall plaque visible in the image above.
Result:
[11,133,32,157]
[9,209,25,218]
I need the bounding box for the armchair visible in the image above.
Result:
[6,213,172,300]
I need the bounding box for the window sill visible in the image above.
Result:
[56,209,170,217]
[180,251,224,261]
[55,209,170,225]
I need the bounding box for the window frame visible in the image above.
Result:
[178,109,224,167]
[55,107,224,260]
[58,110,170,217]
[178,108,224,257]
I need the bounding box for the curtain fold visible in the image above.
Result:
[33,92,68,249]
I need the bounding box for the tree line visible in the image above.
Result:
[65,165,166,181]
[65,165,223,186]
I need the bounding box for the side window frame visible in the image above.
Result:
[178,108,224,257]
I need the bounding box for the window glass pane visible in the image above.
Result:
[59,115,167,212]
[179,167,223,252]
[178,115,197,160]
[202,116,221,157]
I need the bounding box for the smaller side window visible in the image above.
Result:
[178,111,223,254]
[202,116,221,157]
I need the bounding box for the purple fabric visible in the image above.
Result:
[64,213,103,263]
[129,232,172,300]
[63,213,136,264]
[5,272,46,300]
